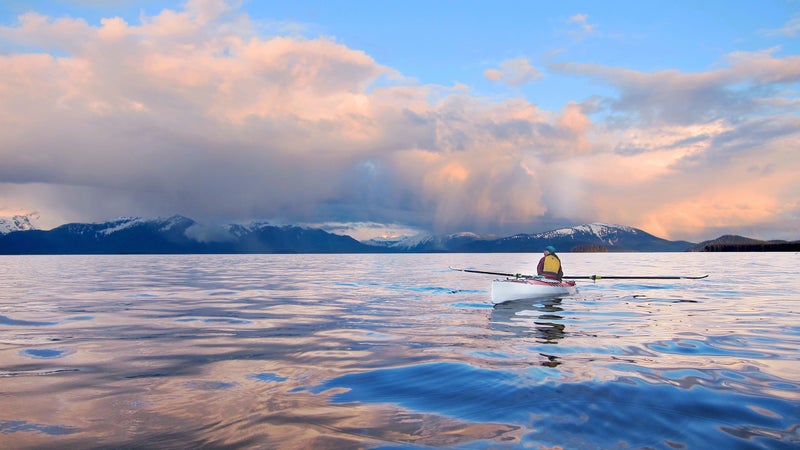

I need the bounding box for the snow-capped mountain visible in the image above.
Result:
[0,217,695,254]
[0,215,373,254]
[534,223,638,243]
[458,223,691,252]
[361,223,691,253]
[0,214,38,234]
[0,215,201,254]
[224,222,273,238]
[56,215,195,236]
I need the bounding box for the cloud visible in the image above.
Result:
[566,13,596,40]
[0,1,798,241]
[0,2,559,236]
[484,57,542,86]
[763,15,800,37]
[303,221,425,242]
[552,48,800,127]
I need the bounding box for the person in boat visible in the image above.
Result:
[537,245,564,281]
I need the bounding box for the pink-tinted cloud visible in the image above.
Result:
[484,57,542,86]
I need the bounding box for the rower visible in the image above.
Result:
[537,245,564,281]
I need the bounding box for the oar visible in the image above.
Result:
[449,267,708,280]
[449,267,533,278]
[564,275,708,280]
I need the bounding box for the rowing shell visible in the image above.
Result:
[491,277,577,304]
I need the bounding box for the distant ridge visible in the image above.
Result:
[688,235,800,252]
[1,215,794,254]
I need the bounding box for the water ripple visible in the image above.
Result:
[315,361,799,448]
[0,315,57,327]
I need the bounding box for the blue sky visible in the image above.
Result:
[0,1,798,241]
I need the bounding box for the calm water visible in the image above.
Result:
[0,253,798,449]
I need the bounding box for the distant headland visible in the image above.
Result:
[688,235,800,252]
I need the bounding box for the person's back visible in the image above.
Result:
[537,245,563,280]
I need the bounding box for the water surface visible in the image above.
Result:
[1,253,798,449]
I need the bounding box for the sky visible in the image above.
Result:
[0,0,798,242]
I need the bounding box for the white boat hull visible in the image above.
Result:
[491,278,577,304]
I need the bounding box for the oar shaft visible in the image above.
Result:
[564,275,708,280]
[449,267,532,278]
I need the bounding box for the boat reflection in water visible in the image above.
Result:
[489,297,566,367]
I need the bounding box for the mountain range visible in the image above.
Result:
[0,215,704,254]
[371,223,693,252]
